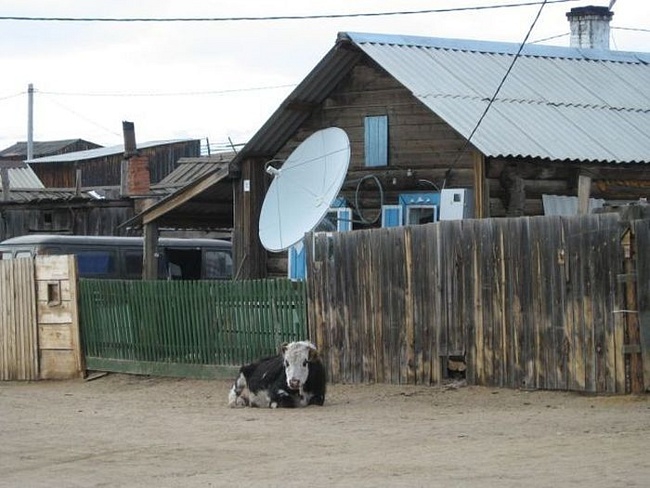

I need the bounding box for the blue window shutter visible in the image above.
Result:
[381,205,403,227]
[337,208,352,231]
[364,115,388,167]
[288,241,307,281]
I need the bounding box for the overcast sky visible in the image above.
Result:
[0,0,648,154]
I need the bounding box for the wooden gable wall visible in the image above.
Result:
[235,57,484,279]
[31,140,200,189]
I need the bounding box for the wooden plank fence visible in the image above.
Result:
[307,213,635,394]
[78,278,307,378]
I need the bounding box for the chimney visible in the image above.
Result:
[566,5,613,50]
[120,121,150,197]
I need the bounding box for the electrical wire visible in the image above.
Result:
[38,93,122,137]
[0,1,579,22]
[38,84,296,98]
[451,0,549,167]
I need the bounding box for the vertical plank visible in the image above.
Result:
[403,227,416,384]
[634,219,650,392]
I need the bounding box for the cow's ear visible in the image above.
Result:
[308,346,319,361]
[279,342,289,355]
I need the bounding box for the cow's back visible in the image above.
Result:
[245,355,285,393]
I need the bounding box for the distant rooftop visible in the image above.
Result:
[0,139,102,159]
[26,139,194,164]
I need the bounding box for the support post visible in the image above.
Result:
[1,167,9,201]
[143,222,159,280]
[27,84,34,161]
[622,228,644,393]
[577,174,592,215]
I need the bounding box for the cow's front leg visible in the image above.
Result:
[270,388,298,408]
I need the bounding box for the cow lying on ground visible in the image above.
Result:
[228,341,326,408]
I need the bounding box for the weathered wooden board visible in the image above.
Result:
[0,259,38,380]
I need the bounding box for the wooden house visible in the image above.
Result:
[125,9,650,280]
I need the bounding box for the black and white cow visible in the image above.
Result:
[228,341,326,408]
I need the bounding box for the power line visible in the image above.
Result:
[38,94,122,138]
[37,84,296,98]
[612,26,650,34]
[452,0,549,166]
[0,0,579,22]
[0,91,25,102]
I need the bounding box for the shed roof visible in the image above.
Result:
[0,162,45,189]
[0,139,101,159]
[232,32,650,167]
[25,139,195,164]
[152,153,235,192]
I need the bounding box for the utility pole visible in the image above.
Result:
[27,83,34,160]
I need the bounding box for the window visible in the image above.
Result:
[364,115,388,167]
[76,250,117,278]
[381,205,403,227]
[204,250,233,280]
[124,250,143,279]
[405,205,437,225]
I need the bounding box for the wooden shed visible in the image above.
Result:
[25,139,200,188]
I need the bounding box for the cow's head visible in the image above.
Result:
[281,341,318,391]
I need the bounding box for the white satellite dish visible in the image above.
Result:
[259,127,350,252]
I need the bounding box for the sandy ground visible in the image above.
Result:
[1,374,649,488]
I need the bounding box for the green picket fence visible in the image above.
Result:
[78,279,307,379]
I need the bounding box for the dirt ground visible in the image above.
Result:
[1,374,649,488]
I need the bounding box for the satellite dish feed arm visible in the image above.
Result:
[266,166,281,177]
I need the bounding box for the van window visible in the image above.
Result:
[77,250,117,278]
[15,251,33,259]
[204,250,233,280]
[124,250,143,279]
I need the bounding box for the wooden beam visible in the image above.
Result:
[577,174,592,215]
[473,151,486,218]
[143,222,159,280]
[1,167,9,201]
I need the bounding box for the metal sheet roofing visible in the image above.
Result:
[7,164,44,189]
[0,139,100,159]
[152,154,233,190]
[346,32,650,164]
[233,32,650,167]
[26,139,194,164]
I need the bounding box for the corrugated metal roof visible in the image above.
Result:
[26,139,194,164]
[542,194,605,216]
[233,32,650,167]
[0,139,100,158]
[347,32,650,164]
[3,188,96,203]
[153,154,234,190]
[6,164,44,188]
